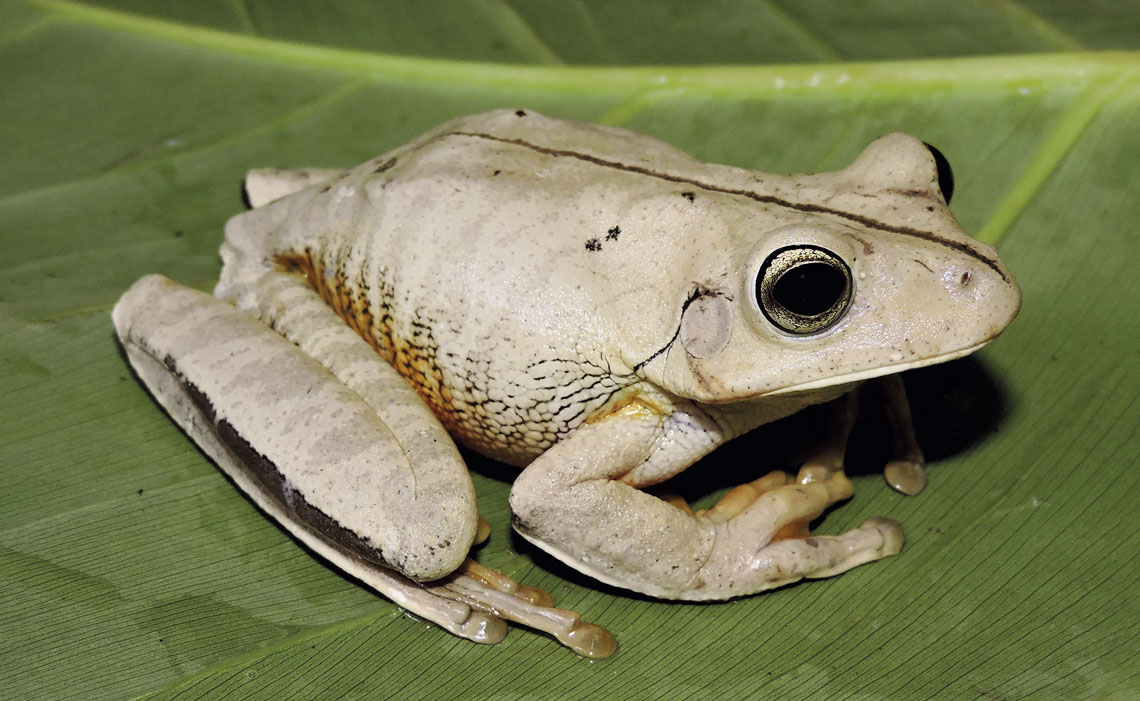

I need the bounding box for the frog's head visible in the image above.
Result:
[645,132,1021,404]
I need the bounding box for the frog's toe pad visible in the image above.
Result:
[884,460,928,496]
[862,516,905,556]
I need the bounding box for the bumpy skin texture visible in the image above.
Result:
[117,110,1020,611]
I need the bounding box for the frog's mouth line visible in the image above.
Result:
[761,339,990,397]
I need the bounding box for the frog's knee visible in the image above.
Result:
[381,527,471,582]
[507,470,547,536]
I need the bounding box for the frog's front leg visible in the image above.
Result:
[878,375,928,496]
[114,275,615,657]
[792,380,927,497]
[509,398,903,600]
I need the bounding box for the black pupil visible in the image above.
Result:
[772,262,845,316]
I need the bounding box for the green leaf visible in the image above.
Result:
[3,1,1138,698]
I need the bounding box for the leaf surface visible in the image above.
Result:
[2,1,1138,698]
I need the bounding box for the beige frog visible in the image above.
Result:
[113,110,1020,658]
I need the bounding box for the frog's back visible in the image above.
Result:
[216,111,701,464]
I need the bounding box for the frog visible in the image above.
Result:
[112,109,1020,659]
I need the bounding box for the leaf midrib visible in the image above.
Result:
[27,0,1140,94]
[9,0,1140,325]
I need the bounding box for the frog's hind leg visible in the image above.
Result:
[113,276,500,639]
[113,275,473,572]
[114,274,615,656]
[235,271,616,656]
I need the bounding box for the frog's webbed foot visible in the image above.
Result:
[665,469,903,584]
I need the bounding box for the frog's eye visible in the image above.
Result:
[756,246,853,335]
[923,142,954,204]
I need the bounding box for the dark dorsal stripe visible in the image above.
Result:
[448,130,1009,283]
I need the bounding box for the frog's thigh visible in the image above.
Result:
[240,271,472,504]
[113,275,476,582]
[510,412,903,601]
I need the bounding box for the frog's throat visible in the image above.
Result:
[762,339,989,397]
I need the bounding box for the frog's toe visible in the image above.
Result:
[429,559,617,659]
[659,492,694,515]
[715,470,855,544]
[694,470,794,521]
[473,516,493,545]
[516,585,555,607]
[455,612,508,645]
[795,517,906,580]
[862,516,905,556]
[884,459,928,496]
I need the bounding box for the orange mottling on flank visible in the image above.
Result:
[275,249,461,435]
